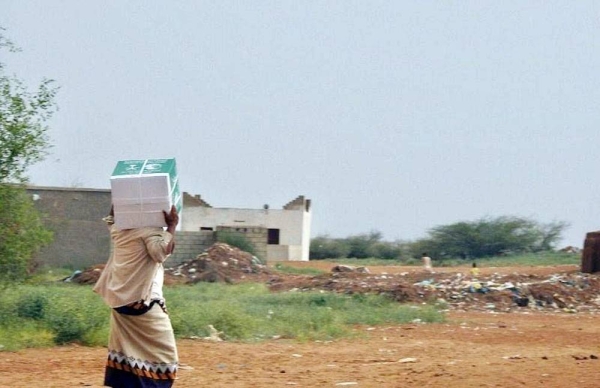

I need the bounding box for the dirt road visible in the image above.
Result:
[2,311,599,387]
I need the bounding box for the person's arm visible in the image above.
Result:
[163,205,179,255]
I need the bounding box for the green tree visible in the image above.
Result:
[309,235,351,260]
[0,28,56,283]
[370,240,405,261]
[0,29,58,184]
[410,216,568,260]
[346,230,383,259]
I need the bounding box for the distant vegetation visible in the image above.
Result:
[0,29,58,285]
[322,251,579,268]
[310,216,570,262]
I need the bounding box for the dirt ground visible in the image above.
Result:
[3,260,600,387]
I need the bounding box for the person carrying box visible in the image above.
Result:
[94,204,179,388]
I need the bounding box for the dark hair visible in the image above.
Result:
[422,252,427,256]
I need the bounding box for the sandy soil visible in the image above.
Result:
[2,262,599,388]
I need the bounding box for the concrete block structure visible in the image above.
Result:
[183,193,312,262]
[25,186,312,268]
[26,186,112,268]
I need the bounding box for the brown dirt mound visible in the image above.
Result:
[67,264,105,284]
[164,243,271,285]
[68,243,271,286]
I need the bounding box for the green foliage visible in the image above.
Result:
[346,230,383,258]
[0,280,446,351]
[310,231,404,261]
[16,291,48,320]
[309,235,351,259]
[43,288,109,346]
[165,283,443,341]
[322,251,578,268]
[0,284,109,349]
[0,29,56,285]
[0,185,53,284]
[0,322,54,351]
[370,240,404,260]
[273,263,325,276]
[216,231,257,257]
[437,251,579,267]
[409,216,569,260]
[0,28,58,184]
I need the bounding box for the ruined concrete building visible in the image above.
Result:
[182,193,312,262]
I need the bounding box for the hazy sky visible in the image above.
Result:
[3,1,599,247]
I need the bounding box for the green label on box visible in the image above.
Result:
[112,160,146,176]
[141,159,177,176]
[112,158,177,178]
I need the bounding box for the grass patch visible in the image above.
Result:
[0,280,445,351]
[0,284,110,350]
[166,283,444,342]
[437,252,579,267]
[322,258,401,266]
[322,252,579,267]
[272,263,326,276]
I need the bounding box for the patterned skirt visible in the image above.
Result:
[104,302,178,388]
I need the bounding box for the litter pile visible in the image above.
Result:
[66,248,600,313]
[267,266,600,313]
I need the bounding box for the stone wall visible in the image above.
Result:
[27,186,112,268]
[170,231,215,265]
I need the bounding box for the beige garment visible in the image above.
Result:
[421,255,432,271]
[106,304,178,380]
[93,225,173,308]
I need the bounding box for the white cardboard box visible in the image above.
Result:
[110,158,182,229]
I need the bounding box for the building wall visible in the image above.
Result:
[170,231,215,265]
[182,204,311,261]
[25,186,311,268]
[216,226,268,261]
[26,186,112,268]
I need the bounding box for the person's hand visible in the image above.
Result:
[163,205,179,229]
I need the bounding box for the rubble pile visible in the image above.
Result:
[267,267,600,313]
[164,243,271,285]
[68,243,270,286]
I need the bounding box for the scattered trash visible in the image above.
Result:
[502,355,524,360]
[398,357,418,363]
[67,248,598,314]
[203,325,224,342]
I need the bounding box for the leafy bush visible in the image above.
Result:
[216,231,257,256]
[310,235,351,260]
[0,185,53,284]
[16,291,48,320]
